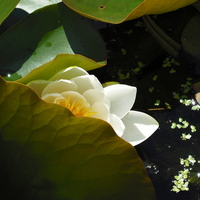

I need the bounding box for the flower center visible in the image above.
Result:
[56,97,96,117]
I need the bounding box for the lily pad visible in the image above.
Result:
[62,0,197,23]
[0,0,20,24]
[0,76,155,200]
[0,2,106,76]
[181,13,200,59]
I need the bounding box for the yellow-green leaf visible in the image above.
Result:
[62,0,197,23]
[0,0,20,24]
[6,54,105,83]
[0,76,156,200]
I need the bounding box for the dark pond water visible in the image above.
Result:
[92,5,200,200]
[143,106,200,200]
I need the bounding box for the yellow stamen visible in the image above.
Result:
[56,97,96,117]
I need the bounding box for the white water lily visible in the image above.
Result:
[27,66,158,146]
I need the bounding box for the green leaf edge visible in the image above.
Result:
[6,54,105,84]
[0,0,20,25]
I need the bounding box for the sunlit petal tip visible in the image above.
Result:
[49,66,88,81]
[104,84,137,118]
[71,75,103,94]
[41,79,78,97]
[109,114,125,137]
[82,89,110,108]
[121,111,159,146]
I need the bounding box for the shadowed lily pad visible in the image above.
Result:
[0,76,156,200]
[0,2,106,77]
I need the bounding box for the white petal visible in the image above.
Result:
[42,93,63,103]
[108,114,125,137]
[61,91,89,106]
[91,102,109,121]
[49,66,88,81]
[82,89,110,108]
[41,79,78,97]
[104,84,137,119]
[71,75,103,94]
[121,111,159,146]
[27,80,52,97]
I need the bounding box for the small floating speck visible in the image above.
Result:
[121,48,126,55]
[153,75,158,81]
[154,99,160,106]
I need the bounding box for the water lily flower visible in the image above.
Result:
[27,66,158,146]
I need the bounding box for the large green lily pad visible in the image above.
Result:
[0,76,155,200]
[0,2,106,76]
[62,0,197,23]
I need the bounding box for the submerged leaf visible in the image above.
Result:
[0,76,155,200]
[181,13,200,59]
